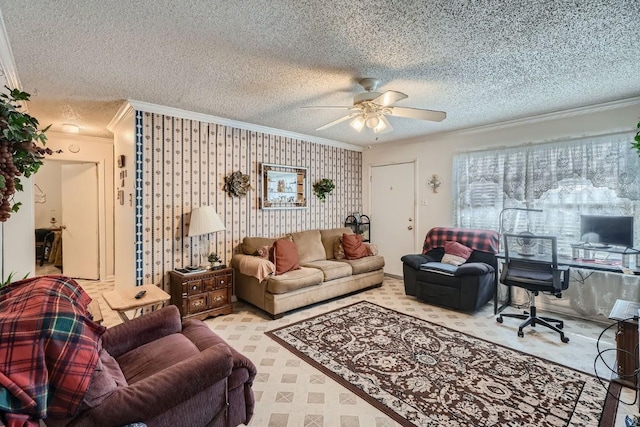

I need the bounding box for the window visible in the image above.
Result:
[452,132,640,257]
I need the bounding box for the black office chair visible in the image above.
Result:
[35,228,55,266]
[496,233,571,343]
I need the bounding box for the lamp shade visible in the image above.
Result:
[187,206,226,236]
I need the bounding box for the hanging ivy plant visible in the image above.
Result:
[0,87,57,222]
[313,178,335,202]
[632,120,640,157]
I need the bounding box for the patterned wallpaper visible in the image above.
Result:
[136,111,362,286]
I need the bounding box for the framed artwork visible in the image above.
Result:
[261,163,308,209]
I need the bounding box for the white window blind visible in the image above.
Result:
[452,132,640,257]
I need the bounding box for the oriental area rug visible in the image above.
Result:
[266,301,619,427]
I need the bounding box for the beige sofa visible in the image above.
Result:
[231,227,385,318]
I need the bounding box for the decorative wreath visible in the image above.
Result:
[223,171,252,197]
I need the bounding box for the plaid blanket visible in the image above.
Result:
[0,275,106,425]
[422,227,500,254]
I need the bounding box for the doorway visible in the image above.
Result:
[34,160,100,280]
[370,161,417,276]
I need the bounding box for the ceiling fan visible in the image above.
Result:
[305,78,446,134]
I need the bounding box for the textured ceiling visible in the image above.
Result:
[0,0,638,146]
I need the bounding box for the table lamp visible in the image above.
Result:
[187,206,226,268]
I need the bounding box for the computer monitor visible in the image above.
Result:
[580,215,634,248]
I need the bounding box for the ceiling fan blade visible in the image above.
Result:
[372,90,408,107]
[316,113,359,131]
[302,106,357,110]
[373,115,393,134]
[388,106,446,122]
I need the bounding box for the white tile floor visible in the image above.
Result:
[44,263,637,427]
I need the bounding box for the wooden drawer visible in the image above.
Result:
[202,277,216,292]
[184,280,202,295]
[216,274,232,289]
[186,294,208,314]
[208,289,228,309]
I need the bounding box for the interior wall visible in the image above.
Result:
[138,111,362,288]
[363,99,640,251]
[0,177,35,281]
[111,109,136,290]
[34,162,62,228]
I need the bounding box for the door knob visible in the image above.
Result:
[408,225,413,230]
[60,225,67,230]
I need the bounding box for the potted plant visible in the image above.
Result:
[632,120,640,157]
[208,252,222,268]
[0,87,55,222]
[313,178,335,202]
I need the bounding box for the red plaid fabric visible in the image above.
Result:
[422,227,500,254]
[0,275,106,424]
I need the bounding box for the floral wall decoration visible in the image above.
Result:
[223,170,251,197]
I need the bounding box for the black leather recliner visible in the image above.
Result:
[401,227,499,312]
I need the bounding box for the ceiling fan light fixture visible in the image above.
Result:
[365,114,380,129]
[350,115,365,132]
[372,118,387,133]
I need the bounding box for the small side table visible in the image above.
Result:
[608,299,640,389]
[103,284,171,323]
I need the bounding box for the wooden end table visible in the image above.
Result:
[102,284,171,323]
[608,299,640,389]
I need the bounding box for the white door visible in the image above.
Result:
[371,162,416,276]
[61,163,99,280]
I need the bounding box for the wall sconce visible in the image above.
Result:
[428,174,441,193]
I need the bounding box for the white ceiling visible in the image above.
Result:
[0,0,638,147]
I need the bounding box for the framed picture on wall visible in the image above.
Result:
[260,163,308,209]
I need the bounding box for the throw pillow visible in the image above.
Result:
[273,238,301,275]
[441,241,473,266]
[254,245,272,260]
[333,237,346,260]
[342,233,368,260]
[364,243,378,256]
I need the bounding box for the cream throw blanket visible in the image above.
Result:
[233,255,275,282]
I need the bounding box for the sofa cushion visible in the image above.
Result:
[117,333,200,384]
[254,245,272,259]
[290,230,326,263]
[342,233,369,260]
[266,267,324,294]
[242,237,277,255]
[302,260,352,281]
[320,227,353,259]
[420,262,458,276]
[337,255,385,275]
[333,237,346,260]
[273,239,301,275]
[441,241,473,266]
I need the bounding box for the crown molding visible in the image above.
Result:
[107,101,135,132]
[393,96,640,146]
[119,99,362,152]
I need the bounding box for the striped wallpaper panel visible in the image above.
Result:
[138,112,362,288]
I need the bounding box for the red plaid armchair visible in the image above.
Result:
[401,227,499,311]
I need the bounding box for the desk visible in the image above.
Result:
[494,253,640,314]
